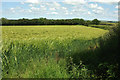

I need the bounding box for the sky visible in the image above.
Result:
[1,0,119,21]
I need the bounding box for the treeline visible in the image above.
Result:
[0,18,101,26]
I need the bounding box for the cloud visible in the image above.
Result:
[92,9,104,14]
[64,10,71,15]
[10,8,15,13]
[88,11,91,14]
[53,2,60,6]
[10,7,25,13]
[29,5,46,12]
[64,0,86,5]
[51,12,58,14]
[47,12,58,15]
[88,0,119,3]
[40,5,45,8]
[65,12,72,15]
[63,0,119,4]
[31,7,40,11]
[10,8,14,10]
[62,7,67,10]
[115,5,120,9]
[89,3,104,11]
[90,4,98,8]
[50,8,56,11]
[97,6,104,10]
[29,4,33,7]
[44,2,61,10]
[115,5,118,8]
[25,0,39,4]
[114,11,118,14]
[72,5,87,12]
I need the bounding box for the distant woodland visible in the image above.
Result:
[1,18,101,26]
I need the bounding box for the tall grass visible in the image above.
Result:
[2,25,109,78]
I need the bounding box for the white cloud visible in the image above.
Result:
[63,0,119,4]
[10,8,15,13]
[47,12,58,15]
[79,8,86,12]
[88,0,119,3]
[72,5,87,13]
[51,12,58,14]
[65,12,72,15]
[90,4,98,8]
[31,7,40,11]
[89,3,104,11]
[25,0,39,4]
[50,8,56,11]
[10,7,27,13]
[44,2,61,10]
[114,11,118,13]
[98,6,104,10]
[45,3,50,6]
[115,5,118,8]
[62,7,67,10]
[10,8,14,10]
[64,0,86,5]
[115,5,120,9]
[29,4,33,7]
[40,5,46,10]
[53,2,60,7]
[30,6,46,11]
[88,11,91,14]
[40,5,45,8]
[92,9,103,14]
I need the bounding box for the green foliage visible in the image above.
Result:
[1,18,100,26]
[92,19,101,25]
[90,25,114,30]
[1,18,9,25]
[96,22,120,78]
[84,20,92,26]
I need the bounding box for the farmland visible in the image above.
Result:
[2,25,108,40]
[1,0,120,79]
[2,25,110,78]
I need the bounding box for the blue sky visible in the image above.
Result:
[1,0,119,21]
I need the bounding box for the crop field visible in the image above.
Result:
[2,25,108,78]
[2,25,108,40]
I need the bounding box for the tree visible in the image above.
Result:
[1,18,102,26]
[79,19,85,25]
[1,18,9,25]
[84,20,91,26]
[38,18,47,25]
[92,19,100,25]
[72,18,80,25]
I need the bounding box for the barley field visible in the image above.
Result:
[2,25,108,78]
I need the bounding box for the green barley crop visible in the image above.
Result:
[2,25,108,78]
